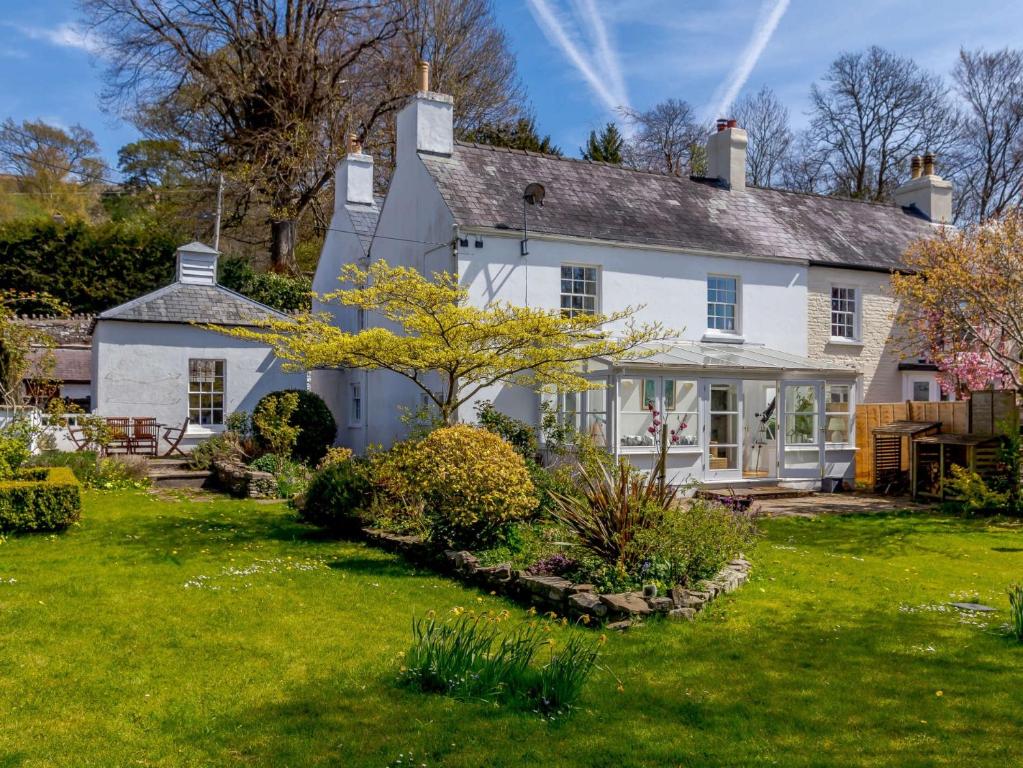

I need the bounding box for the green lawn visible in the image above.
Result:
[1,490,1021,767]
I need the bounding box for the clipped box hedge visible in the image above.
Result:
[0,466,82,533]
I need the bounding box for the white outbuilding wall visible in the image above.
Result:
[92,320,307,450]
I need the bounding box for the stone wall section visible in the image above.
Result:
[807,267,908,403]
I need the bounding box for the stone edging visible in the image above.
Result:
[361,527,751,628]
[212,459,277,499]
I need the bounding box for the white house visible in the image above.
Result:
[314,62,952,487]
[92,242,308,451]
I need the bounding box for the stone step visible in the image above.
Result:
[149,469,215,489]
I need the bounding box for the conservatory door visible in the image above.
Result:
[779,381,824,479]
[703,380,743,481]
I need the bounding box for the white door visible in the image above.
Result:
[703,380,743,481]
[779,381,824,479]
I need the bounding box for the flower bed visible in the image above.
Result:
[363,526,751,627]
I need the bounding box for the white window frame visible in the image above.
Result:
[560,264,600,317]
[824,382,855,447]
[617,376,700,452]
[187,358,225,427]
[349,381,363,427]
[707,274,741,335]
[830,285,861,342]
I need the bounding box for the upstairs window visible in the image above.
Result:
[350,382,363,426]
[831,286,859,340]
[707,276,738,332]
[560,265,598,317]
[188,359,225,426]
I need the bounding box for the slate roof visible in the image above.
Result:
[26,346,91,382]
[97,282,290,326]
[346,196,384,255]
[420,143,941,271]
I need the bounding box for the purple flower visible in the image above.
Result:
[647,425,657,434]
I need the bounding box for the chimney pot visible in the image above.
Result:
[416,60,430,93]
[726,119,738,129]
[922,153,935,176]
[910,155,922,180]
[716,118,727,132]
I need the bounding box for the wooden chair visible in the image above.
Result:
[66,420,91,452]
[161,417,190,457]
[131,417,159,456]
[105,417,133,454]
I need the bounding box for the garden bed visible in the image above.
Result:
[362,526,751,626]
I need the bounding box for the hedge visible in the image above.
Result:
[0,466,82,533]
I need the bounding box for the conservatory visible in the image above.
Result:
[557,342,859,487]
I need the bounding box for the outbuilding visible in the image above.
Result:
[91,242,306,452]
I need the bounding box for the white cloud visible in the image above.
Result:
[524,0,631,117]
[16,22,103,55]
[705,0,790,121]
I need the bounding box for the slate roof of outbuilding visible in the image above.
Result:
[97,282,290,326]
[419,142,942,272]
[345,196,384,255]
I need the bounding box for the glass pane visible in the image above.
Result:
[619,378,646,413]
[825,414,850,443]
[913,381,930,401]
[710,384,737,412]
[708,445,738,470]
[710,412,737,445]
[784,447,820,470]
[667,411,698,445]
[584,413,607,447]
[785,414,818,444]
[826,385,850,413]
[619,411,655,446]
[643,379,656,410]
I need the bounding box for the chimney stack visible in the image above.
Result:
[705,118,748,191]
[396,59,453,165]
[894,151,952,223]
[335,134,374,211]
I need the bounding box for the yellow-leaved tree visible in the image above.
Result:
[221,261,674,424]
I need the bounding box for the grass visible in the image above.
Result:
[1,491,1022,767]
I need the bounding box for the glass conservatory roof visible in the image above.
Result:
[599,342,856,374]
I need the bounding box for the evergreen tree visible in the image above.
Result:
[460,117,562,156]
[581,122,624,164]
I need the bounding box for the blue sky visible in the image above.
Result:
[3,0,1023,173]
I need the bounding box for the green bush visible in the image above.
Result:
[218,256,312,312]
[27,451,148,490]
[0,466,81,532]
[253,390,336,464]
[0,419,36,478]
[946,465,1010,514]
[249,454,310,498]
[188,434,244,470]
[300,459,371,532]
[411,425,538,548]
[632,498,759,587]
[474,401,537,458]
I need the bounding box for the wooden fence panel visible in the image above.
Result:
[854,401,968,488]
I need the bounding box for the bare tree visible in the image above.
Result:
[952,47,1023,222]
[730,86,792,188]
[808,46,960,201]
[621,98,705,176]
[780,130,829,194]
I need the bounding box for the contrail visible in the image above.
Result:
[706,0,790,121]
[525,0,630,115]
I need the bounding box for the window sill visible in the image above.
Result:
[701,332,745,344]
[186,424,225,437]
[619,445,702,454]
[825,443,857,451]
[827,338,864,347]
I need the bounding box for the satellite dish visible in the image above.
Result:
[523,182,546,206]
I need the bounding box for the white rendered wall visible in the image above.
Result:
[92,321,307,450]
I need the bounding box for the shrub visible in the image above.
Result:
[92,455,150,490]
[0,419,33,478]
[946,465,1010,514]
[527,553,577,577]
[400,610,600,715]
[549,457,677,571]
[253,392,301,462]
[253,389,336,464]
[248,454,310,498]
[300,459,371,532]
[412,425,538,548]
[27,450,98,484]
[632,498,759,587]
[1010,584,1023,642]
[474,401,537,458]
[317,445,354,471]
[0,466,81,532]
[188,433,243,470]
